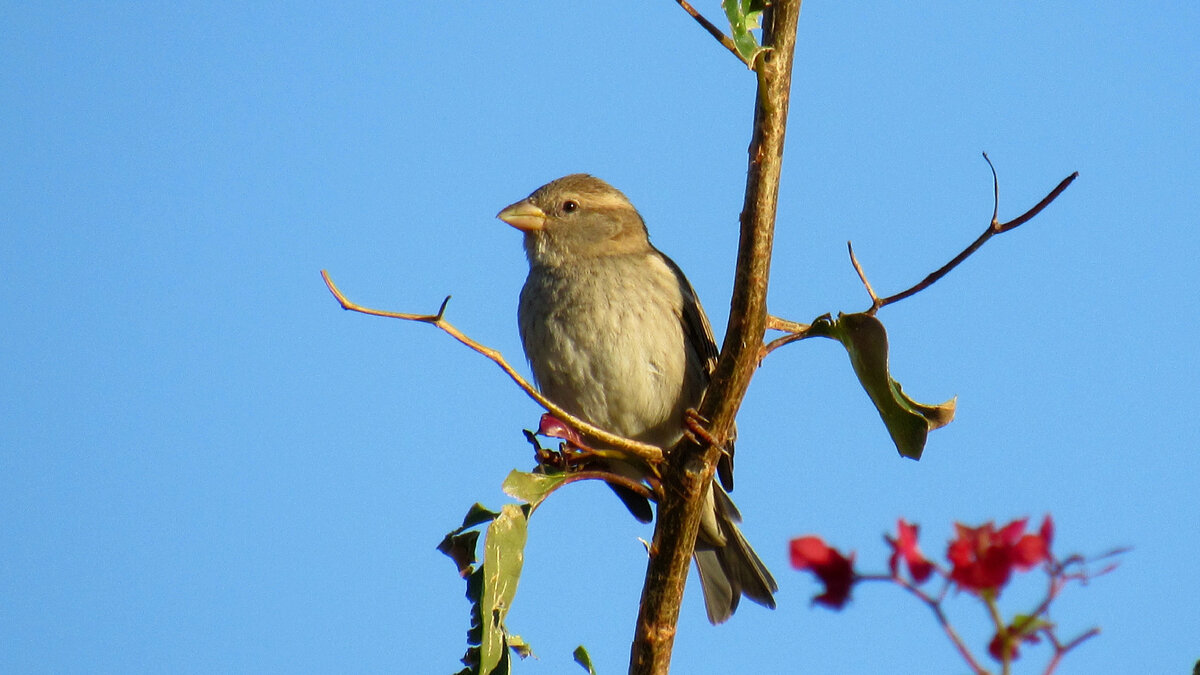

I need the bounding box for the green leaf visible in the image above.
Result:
[573,645,597,674]
[444,502,532,674]
[478,504,529,674]
[722,0,766,63]
[461,502,502,529]
[810,312,956,459]
[502,469,567,508]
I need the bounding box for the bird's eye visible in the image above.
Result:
[562,200,578,214]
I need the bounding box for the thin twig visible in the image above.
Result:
[859,156,1078,312]
[995,169,1079,233]
[764,314,807,333]
[674,0,751,67]
[986,151,1001,226]
[884,576,988,675]
[1043,628,1101,675]
[760,315,813,361]
[554,470,657,504]
[847,241,880,308]
[320,270,664,465]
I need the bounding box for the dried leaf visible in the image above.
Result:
[507,635,534,660]
[437,529,481,578]
[438,503,500,578]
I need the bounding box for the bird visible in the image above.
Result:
[496,173,777,624]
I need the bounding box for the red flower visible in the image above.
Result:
[886,519,935,583]
[947,516,1054,595]
[790,536,856,609]
[1011,515,1054,568]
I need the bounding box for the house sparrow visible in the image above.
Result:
[497,174,777,624]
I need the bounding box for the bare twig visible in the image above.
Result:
[852,155,1078,313]
[552,470,658,505]
[762,158,1079,361]
[760,314,813,361]
[320,270,664,465]
[765,314,808,333]
[897,578,988,675]
[1044,628,1101,674]
[629,2,803,673]
[673,0,751,67]
[859,573,987,674]
[847,241,880,306]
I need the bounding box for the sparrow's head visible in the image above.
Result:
[497,174,651,265]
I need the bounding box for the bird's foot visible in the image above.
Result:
[683,408,725,452]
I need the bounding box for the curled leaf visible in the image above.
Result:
[460,502,501,529]
[437,529,481,579]
[810,313,956,459]
[438,503,500,578]
[722,0,766,64]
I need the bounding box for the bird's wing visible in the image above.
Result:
[661,253,720,376]
[657,249,736,490]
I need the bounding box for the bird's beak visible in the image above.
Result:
[497,200,547,232]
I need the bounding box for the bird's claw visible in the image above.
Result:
[683,409,727,455]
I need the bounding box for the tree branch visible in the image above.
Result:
[758,156,1079,364]
[320,270,664,465]
[863,155,1078,313]
[759,313,812,361]
[628,1,803,672]
[673,0,750,66]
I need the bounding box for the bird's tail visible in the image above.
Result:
[693,484,778,624]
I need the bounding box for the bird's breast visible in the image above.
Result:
[518,257,695,447]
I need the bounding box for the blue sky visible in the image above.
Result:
[2,2,1197,673]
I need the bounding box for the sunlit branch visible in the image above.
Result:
[760,314,813,361]
[673,0,751,66]
[320,270,664,465]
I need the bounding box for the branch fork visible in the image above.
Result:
[759,156,1078,363]
[850,154,1079,315]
